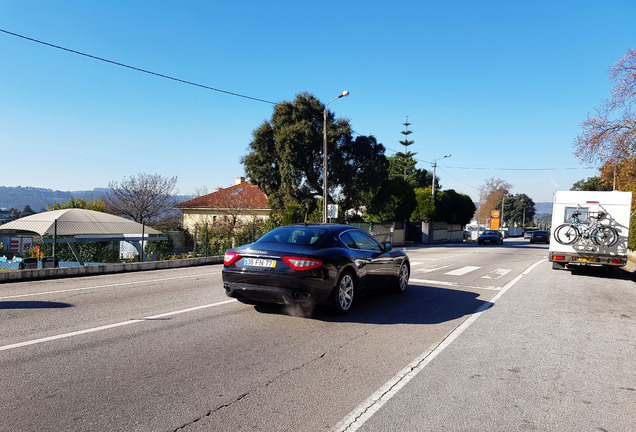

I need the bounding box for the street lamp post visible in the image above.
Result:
[431,154,451,201]
[323,90,350,223]
[501,194,506,229]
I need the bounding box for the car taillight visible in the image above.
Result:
[552,255,566,261]
[282,256,322,271]
[224,251,242,266]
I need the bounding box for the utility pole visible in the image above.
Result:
[501,195,506,229]
[477,191,482,235]
[522,207,526,230]
[432,154,451,201]
[322,90,349,223]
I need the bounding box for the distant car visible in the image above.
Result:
[478,230,503,245]
[530,230,550,244]
[221,224,410,314]
[524,230,534,239]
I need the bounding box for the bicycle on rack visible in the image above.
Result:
[553,210,619,246]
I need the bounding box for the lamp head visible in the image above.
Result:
[340,91,350,98]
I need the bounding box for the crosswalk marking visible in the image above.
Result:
[481,268,512,280]
[413,264,452,274]
[410,278,458,287]
[411,265,513,286]
[409,278,500,291]
[445,266,481,276]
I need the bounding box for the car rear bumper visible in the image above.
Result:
[222,269,334,306]
[223,282,314,306]
[549,252,626,267]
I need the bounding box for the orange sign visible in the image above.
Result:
[490,211,500,230]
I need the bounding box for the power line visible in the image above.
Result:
[382,144,593,171]
[442,165,595,171]
[436,167,481,190]
[0,28,277,105]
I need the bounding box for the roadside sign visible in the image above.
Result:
[490,210,500,230]
[328,204,338,219]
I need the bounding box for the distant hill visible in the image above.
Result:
[0,186,110,211]
[3,185,553,221]
[0,186,194,212]
[534,202,552,217]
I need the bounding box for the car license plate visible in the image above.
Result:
[244,258,276,268]
[577,257,598,263]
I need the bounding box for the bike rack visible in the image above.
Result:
[574,244,598,253]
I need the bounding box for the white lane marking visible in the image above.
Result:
[0,299,237,352]
[410,278,499,291]
[444,265,481,276]
[331,258,547,432]
[411,278,458,288]
[409,252,473,264]
[481,268,512,280]
[412,264,452,274]
[0,271,221,300]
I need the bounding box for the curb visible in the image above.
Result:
[0,256,224,283]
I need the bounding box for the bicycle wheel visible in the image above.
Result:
[592,225,619,247]
[554,224,580,245]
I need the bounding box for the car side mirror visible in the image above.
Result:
[384,243,392,251]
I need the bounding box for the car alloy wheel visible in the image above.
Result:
[334,271,355,314]
[395,262,409,293]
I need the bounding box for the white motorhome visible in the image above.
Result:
[549,191,632,270]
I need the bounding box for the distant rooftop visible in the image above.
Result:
[175,181,269,210]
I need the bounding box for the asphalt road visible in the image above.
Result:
[1,240,633,431]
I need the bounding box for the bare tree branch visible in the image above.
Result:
[575,48,636,168]
[106,173,178,224]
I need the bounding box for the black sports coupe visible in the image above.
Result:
[477,230,503,245]
[222,224,410,314]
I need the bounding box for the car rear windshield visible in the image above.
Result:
[257,226,327,245]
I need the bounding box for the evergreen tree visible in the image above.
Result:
[570,176,612,192]
[364,178,416,222]
[398,117,416,178]
[19,205,36,218]
[390,117,418,184]
[242,93,387,215]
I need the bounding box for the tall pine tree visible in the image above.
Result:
[398,117,416,180]
[389,117,419,184]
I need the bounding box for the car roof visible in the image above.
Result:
[286,223,360,232]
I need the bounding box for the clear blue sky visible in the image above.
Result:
[1,1,634,203]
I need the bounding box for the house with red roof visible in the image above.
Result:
[175,177,270,233]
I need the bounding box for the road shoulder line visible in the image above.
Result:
[331,258,547,432]
[0,299,237,352]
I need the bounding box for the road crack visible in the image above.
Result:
[172,352,328,431]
